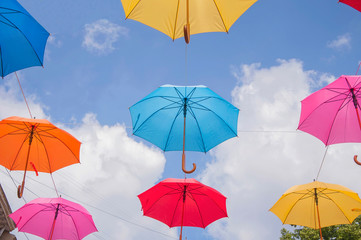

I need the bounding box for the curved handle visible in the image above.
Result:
[17,181,25,198]
[182,152,196,174]
[354,155,361,165]
[183,24,190,44]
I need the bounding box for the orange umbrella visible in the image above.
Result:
[0,116,81,198]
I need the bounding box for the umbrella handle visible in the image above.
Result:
[184,24,190,44]
[354,155,361,165]
[182,152,196,174]
[17,181,25,198]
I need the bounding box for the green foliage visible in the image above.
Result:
[280,216,361,240]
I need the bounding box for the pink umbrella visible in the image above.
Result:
[298,75,361,162]
[138,178,227,240]
[9,197,97,240]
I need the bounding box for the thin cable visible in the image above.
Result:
[185,44,188,86]
[50,173,59,197]
[4,168,28,203]
[15,71,32,119]
[316,146,329,180]
[2,170,177,239]
[356,62,361,75]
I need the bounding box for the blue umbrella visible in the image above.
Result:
[0,0,49,77]
[130,85,239,173]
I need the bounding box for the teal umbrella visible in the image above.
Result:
[130,85,239,173]
[0,0,49,77]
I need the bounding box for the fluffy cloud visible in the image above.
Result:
[82,19,129,55]
[0,77,174,240]
[198,59,361,239]
[327,33,351,50]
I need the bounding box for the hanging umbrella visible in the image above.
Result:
[120,0,257,43]
[270,181,361,240]
[298,75,361,162]
[9,197,98,240]
[138,178,228,240]
[0,0,49,77]
[339,0,361,12]
[0,116,81,198]
[129,84,239,173]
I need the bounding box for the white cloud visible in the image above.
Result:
[198,59,361,240]
[327,33,351,50]
[0,74,47,119]
[82,19,129,55]
[0,77,176,240]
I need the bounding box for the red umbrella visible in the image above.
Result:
[339,0,361,12]
[138,178,228,240]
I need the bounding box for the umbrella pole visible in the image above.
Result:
[350,88,361,130]
[179,185,187,240]
[315,189,323,240]
[49,204,60,240]
[17,125,35,198]
[182,116,196,174]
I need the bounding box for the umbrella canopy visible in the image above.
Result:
[0,0,49,77]
[120,0,257,43]
[298,75,361,146]
[9,197,97,240]
[138,178,227,240]
[0,116,81,197]
[270,181,361,239]
[130,85,239,173]
[340,0,361,12]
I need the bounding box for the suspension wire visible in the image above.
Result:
[1,169,177,240]
[4,168,28,204]
[15,72,32,119]
[356,62,361,75]
[50,173,59,197]
[316,146,329,180]
[185,43,188,86]
[2,169,40,199]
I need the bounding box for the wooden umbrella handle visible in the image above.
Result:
[182,151,196,174]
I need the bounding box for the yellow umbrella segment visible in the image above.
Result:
[270,181,361,240]
[120,0,257,43]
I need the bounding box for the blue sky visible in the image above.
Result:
[2,0,361,239]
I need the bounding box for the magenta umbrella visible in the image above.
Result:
[9,197,97,240]
[298,75,361,162]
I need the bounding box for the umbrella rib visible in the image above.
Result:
[186,191,207,228]
[187,106,207,152]
[319,192,353,224]
[211,0,229,32]
[36,131,55,173]
[9,133,29,170]
[188,188,228,224]
[169,191,185,227]
[164,108,182,151]
[281,191,312,224]
[0,46,3,77]
[34,126,80,172]
[132,101,181,134]
[172,0,181,41]
[17,204,54,232]
[190,100,238,137]
[298,88,349,129]
[123,0,142,19]
[61,205,82,240]
[324,91,353,145]
[0,12,45,66]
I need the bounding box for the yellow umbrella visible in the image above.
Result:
[269,181,361,240]
[120,0,257,43]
